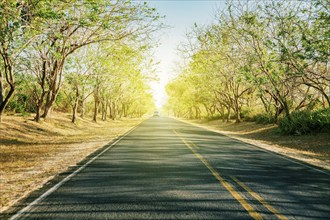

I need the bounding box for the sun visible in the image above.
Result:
[151,80,167,109]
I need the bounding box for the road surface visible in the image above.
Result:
[6,117,330,219]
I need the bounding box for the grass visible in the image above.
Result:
[189,119,330,171]
[0,112,144,212]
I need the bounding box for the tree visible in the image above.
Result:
[31,0,162,120]
[166,0,328,124]
[0,0,39,121]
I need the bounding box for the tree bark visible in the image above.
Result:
[0,83,15,123]
[0,57,16,123]
[234,99,241,123]
[71,87,79,123]
[72,99,78,123]
[226,106,231,123]
[93,90,99,122]
[79,99,85,118]
[35,91,46,122]
[41,60,64,119]
[101,100,107,121]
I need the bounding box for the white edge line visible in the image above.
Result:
[173,117,330,176]
[9,119,145,220]
[251,145,330,176]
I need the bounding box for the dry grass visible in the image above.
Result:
[188,119,330,171]
[0,113,144,212]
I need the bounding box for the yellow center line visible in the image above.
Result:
[173,130,263,220]
[231,177,288,220]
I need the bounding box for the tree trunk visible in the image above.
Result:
[260,95,270,114]
[204,104,211,117]
[0,84,15,123]
[101,101,107,121]
[72,87,79,123]
[104,101,108,121]
[79,99,85,118]
[41,87,54,119]
[35,100,43,122]
[79,89,85,118]
[122,104,127,117]
[274,104,282,124]
[108,100,112,119]
[72,99,78,123]
[216,105,225,122]
[194,106,200,119]
[0,61,15,123]
[0,70,3,116]
[234,100,241,123]
[235,109,241,123]
[42,101,52,119]
[111,101,117,120]
[118,103,123,119]
[93,102,98,122]
[226,106,231,123]
[93,93,99,122]
[41,61,64,119]
[282,100,291,121]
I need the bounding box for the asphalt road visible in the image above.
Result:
[6,117,330,219]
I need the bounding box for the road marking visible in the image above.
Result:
[173,130,263,220]
[175,118,330,176]
[9,120,146,220]
[231,176,288,220]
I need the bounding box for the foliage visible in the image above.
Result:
[253,114,276,125]
[6,73,36,113]
[0,0,164,122]
[166,0,329,132]
[279,108,330,135]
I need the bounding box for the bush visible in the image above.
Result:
[278,108,330,135]
[205,114,222,121]
[240,109,253,121]
[253,113,275,124]
[7,93,35,113]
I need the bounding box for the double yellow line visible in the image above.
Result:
[173,130,287,220]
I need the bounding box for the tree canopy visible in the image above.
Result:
[1,0,164,122]
[165,0,329,127]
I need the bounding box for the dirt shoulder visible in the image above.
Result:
[0,113,145,212]
[183,119,330,171]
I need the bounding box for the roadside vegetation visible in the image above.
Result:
[165,0,329,136]
[0,0,164,213]
[1,0,329,214]
[1,0,164,123]
[0,113,144,212]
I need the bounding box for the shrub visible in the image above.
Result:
[253,113,275,124]
[313,108,330,131]
[278,108,330,135]
[7,93,32,113]
[205,114,222,121]
[241,110,258,122]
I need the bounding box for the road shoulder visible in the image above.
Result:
[0,114,145,214]
[175,118,330,172]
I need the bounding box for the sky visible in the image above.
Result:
[146,0,226,109]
